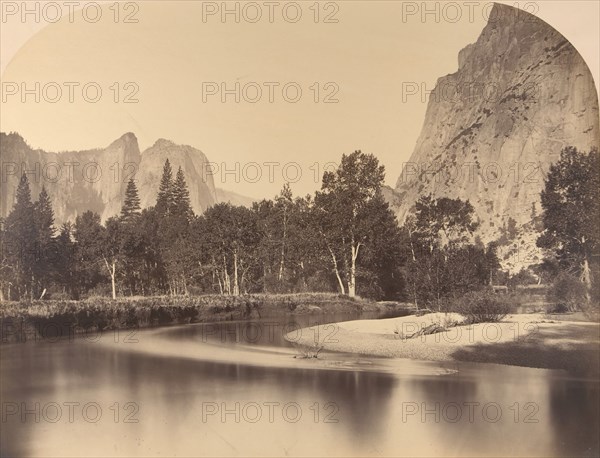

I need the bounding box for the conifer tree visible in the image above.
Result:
[4,174,37,299]
[35,186,55,243]
[33,186,56,297]
[0,217,10,301]
[159,166,193,295]
[119,178,144,294]
[156,159,174,216]
[172,166,193,223]
[121,178,142,222]
[56,222,78,299]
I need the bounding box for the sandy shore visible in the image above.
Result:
[285,313,600,375]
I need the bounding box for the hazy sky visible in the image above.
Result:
[1,1,599,199]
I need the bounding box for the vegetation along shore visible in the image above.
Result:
[0,293,404,344]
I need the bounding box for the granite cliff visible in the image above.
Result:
[392,3,599,271]
[0,132,224,224]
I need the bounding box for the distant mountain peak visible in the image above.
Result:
[0,133,214,223]
[119,132,137,142]
[152,138,176,149]
[108,132,139,150]
[1,132,257,224]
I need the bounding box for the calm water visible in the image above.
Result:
[1,312,598,457]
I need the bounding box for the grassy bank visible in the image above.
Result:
[0,293,402,343]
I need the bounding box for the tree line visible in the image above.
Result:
[1,152,403,301]
[1,147,597,310]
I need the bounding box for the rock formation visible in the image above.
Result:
[0,132,220,224]
[392,3,599,271]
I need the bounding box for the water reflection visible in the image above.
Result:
[1,314,598,457]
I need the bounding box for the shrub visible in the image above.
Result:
[452,289,513,323]
[549,302,570,313]
[548,272,587,312]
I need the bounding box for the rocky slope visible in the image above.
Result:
[0,132,222,224]
[215,188,256,208]
[392,3,599,272]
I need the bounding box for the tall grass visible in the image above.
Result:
[0,293,378,343]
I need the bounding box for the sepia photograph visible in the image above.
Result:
[0,1,599,456]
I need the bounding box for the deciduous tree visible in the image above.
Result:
[537,146,600,303]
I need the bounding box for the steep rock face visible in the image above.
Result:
[1,132,140,223]
[393,3,599,270]
[137,139,217,214]
[0,133,218,224]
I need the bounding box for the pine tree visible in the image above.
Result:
[159,167,194,295]
[14,173,33,212]
[156,160,174,216]
[119,179,144,294]
[33,186,56,297]
[172,166,193,222]
[121,178,141,222]
[0,217,10,301]
[35,186,55,243]
[4,174,37,299]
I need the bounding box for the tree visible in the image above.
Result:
[55,222,78,299]
[537,147,599,303]
[314,151,399,297]
[287,195,326,292]
[0,218,12,301]
[254,192,325,294]
[102,217,125,299]
[121,178,141,223]
[137,207,165,294]
[413,195,478,252]
[252,184,301,292]
[156,159,174,217]
[118,179,146,294]
[484,241,501,286]
[159,166,194,295]
[196,203,260,295]
[400,216,420,307]
[74,211,106,296]
[4,174,37,300]
[404,195,483,308]
[172,166,193,224]
[33,186,56,298]
[274,183,293,283]
[353,193,404,299]
[34,186,55,242]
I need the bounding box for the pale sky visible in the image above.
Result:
[1,1,599,199]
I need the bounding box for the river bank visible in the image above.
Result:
[285,312,600,376]
[0,293,409,343]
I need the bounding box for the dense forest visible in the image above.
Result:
[0,148,598,311]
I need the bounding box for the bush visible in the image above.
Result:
[548,272,587,312]
[452,289,513,323]
[549,302,570,313]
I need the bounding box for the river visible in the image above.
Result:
[1,312,598,457]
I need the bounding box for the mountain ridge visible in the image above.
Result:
[0,132,255,224]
